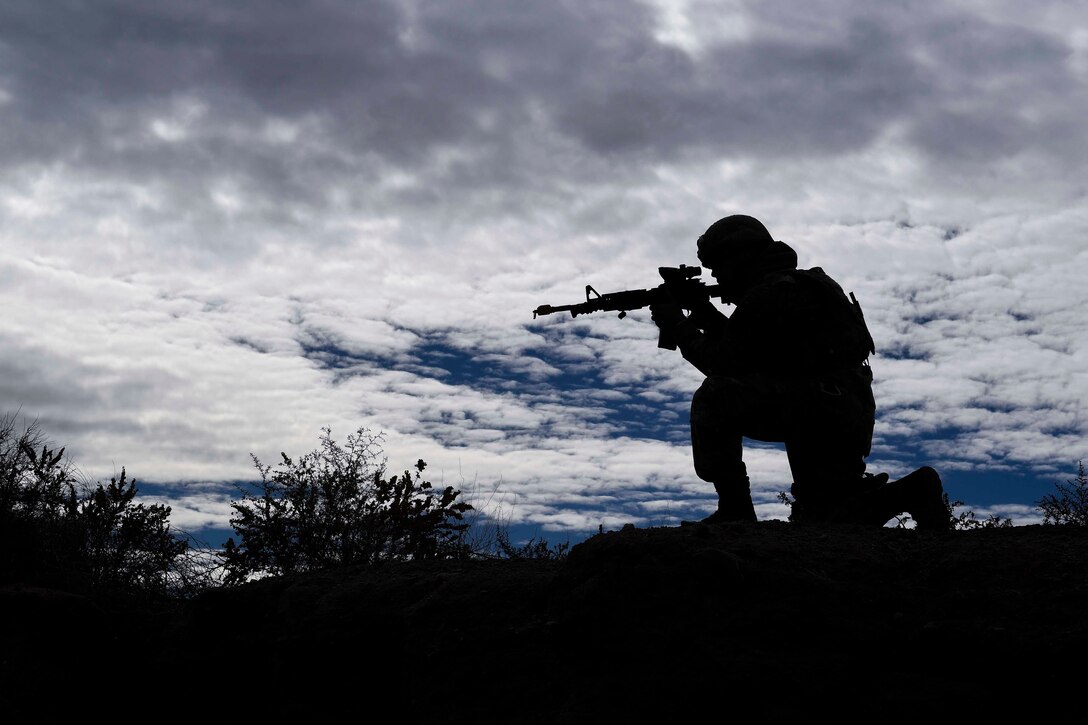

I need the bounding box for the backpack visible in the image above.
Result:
[788,267,876,368]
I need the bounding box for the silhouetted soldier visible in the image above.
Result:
[650,215,949,530]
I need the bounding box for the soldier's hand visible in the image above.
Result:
[661,276,709,310]
[686,296,726,327]
[650,301,685,329]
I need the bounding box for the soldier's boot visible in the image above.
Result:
[790,472,889,524]
[842,466,949,530]
[682,477,757,525]
[898,466,950,531]
[859,471,891,491]
[706,478,757,523]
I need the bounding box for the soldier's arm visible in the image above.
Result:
[670,301,729,376]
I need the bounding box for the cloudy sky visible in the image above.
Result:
[2,0,1086,547]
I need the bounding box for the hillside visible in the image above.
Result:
[4,520,1086,720]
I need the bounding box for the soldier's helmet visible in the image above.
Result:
[696,215,774,271]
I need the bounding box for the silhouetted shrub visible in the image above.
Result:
[456,484,573,561]
[79,468,190,593]
[495,528,570,561]
[1037,460,1088,526]
[0,414,196,598]
[0,422,80,583]
[219,427,474,583]
[944,493,1013,530]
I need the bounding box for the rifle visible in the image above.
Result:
[532,264,722,350]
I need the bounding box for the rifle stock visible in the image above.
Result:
[532,265,722,351]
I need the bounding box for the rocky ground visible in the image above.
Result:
[4,520,1087,721]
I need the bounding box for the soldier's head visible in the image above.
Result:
[696,215,773,270]
[696,215,795,302]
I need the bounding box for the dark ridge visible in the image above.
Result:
[3,522,1084,720]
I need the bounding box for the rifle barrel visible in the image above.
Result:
[533,281,723,319]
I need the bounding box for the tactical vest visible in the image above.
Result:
[788,267,876,369]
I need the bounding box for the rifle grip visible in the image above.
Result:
[657,326,678,351]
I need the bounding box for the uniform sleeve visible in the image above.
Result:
[726,274,820,375]
[673,301,731,376]
[670,273,817,377]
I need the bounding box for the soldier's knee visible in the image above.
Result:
[692,462,714,483]
[692,376,733,415]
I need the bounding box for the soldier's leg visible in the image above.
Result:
[786,377,874,521]
[690,374,792,522]
[786,372,948,529]
[786,430,867,504]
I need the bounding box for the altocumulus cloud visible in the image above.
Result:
[1,0,1086,543]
